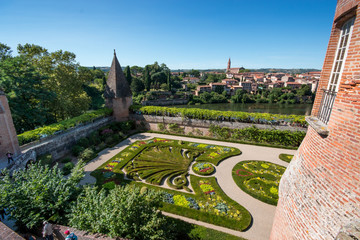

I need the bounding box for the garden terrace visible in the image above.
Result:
[17,108,113,145]
[130,105,307,126]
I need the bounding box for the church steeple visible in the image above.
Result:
[227,58,231,72]
[104,50,132,99]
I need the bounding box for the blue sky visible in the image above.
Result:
[1,0,337,69]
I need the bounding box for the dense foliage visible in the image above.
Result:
[0,43,108,133]
[17,108,113,145]
[68,185,174,240]
[0,162,84,229]
[131,105,306,125]
[209,125,305,147]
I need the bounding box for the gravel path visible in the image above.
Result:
[80,133,296,240]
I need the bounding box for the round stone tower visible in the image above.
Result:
[271,1,360,239]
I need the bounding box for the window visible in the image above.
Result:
[328,17,355,92]
[318,17,355,125]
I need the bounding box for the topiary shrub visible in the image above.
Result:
[79,148,96,163]
[157,123,166,132]
[37,154,53,166]
[60,157,71,163]
[77,138,90,148]
[63,162,75,175]
[279,154,294,163]
[72,145,84,157]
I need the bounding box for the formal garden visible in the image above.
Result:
[90,138,252,231]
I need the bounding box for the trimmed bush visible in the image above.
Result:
[279,153,294,163]
[192,162,215,175]
[63,162,75,175]
[71,145,84,157]
[209,125,305,147]
[37,154,52,166]
[60,157,72,163]
[79,148,96,163]
[130,105,306,126]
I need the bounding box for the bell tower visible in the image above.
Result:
[104,50,133,121]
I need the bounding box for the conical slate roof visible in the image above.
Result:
[104,50,132,99]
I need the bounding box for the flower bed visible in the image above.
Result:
[135,176,251,231]
[93,138,240,192]
[232,161,286,205]
[192,162,215,175]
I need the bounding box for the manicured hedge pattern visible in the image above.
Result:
[131,105,306,126]
[232,161,286,205]
[95,138,240,192]
[18,108,113,145]
[192,162,215,175]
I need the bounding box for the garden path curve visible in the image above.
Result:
[80,133,296,240]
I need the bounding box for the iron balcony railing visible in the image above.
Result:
[317,89,337,125]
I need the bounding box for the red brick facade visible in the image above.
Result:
[271,1,360,239]
[0,91,20,163]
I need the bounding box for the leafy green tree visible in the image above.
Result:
[130,65,144,75]
[167,72,171,91]
[0,42,12,61]
[68,185,175,240]
[144,66,151,91]
[124,65,132,86]
[0,56,56,132]
[151,71,167,89]
[131,77,145,93]
[16,44,91,121]
[0,162,84,229]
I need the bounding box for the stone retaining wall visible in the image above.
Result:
[142,99,188,106]
[131,114,307,133]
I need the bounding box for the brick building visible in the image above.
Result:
[271,1,360,239]
[0,89,20,164]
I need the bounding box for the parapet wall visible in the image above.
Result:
[21,116,114,160]
[131,114,307,132]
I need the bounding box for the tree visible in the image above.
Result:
[151,71,167,89]
[0,162,84,229]
[0,56,56,132]
[130,77,145,93]
[68,185,175,240]
[0,42,12,61]
[167,72,171,91]
[144,66,151,91]
[16,44,91,121]
[124,65,132,86]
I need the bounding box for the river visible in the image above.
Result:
[172,103,313,115]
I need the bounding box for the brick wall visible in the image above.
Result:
[0,92,20,164]
[270,1,360,239]
[0,222,24,240]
